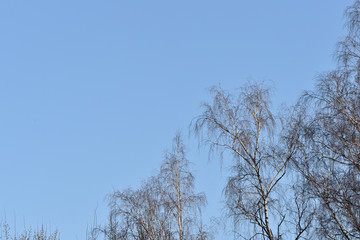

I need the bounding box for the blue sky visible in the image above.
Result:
[0,1,353,239]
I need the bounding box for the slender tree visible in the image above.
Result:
[193,82,305,239]
[90,134,211,240]
[290,1,360,239]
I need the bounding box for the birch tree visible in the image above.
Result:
[90,135,211,240]
[290,1,360,239]
[193,82,302,239]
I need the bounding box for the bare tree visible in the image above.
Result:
[0,221,60,240]
[90,134,211,240]
[95,176,173,240]
[337,0,360,75]
[290,1,360,239]
[292,70,360,240]
[192,82,304,239]
[160,134,207,240]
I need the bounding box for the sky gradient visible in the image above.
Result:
[0,1,354,239]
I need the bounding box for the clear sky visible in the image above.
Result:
[0,1,354,239]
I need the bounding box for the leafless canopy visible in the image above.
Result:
[292,71,360,239]
[89,134,212,240]
[291,1,360,239]
[0,222,60,240]
[192,82,307,239]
